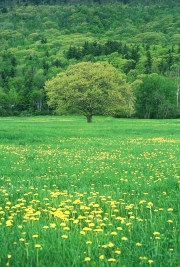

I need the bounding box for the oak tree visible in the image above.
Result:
[44,62,134,122]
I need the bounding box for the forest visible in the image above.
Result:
[0,0,180,118]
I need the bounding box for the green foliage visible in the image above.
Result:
[135,73,177,119]
[45,62,134,122]
[0,1,180,117]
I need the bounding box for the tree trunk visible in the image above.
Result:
[86,114,92,123]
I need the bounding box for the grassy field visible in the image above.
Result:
[0,116,179,267]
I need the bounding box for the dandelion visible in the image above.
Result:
[43,225,49,229]
[136,242,142,246]
[7,255,11,259]
[50,223,56,228]
[80,231,86,235]
[99,255,105,260]
[61,235,68,239]
[148,259,153,264]
[108,258,116,262]
[32,234,38,238]
[117,227,123,230]
[108,242,114,248]
[153,232,160,235]
[167,220,173,223]
[35,244,41,248]
[86,241,92,245]
[115,249,121,254]
[84,257,91,261]
[111,231,117,235]
[19,238,25,242]
[167,208,173,212]
[139,256,147,260]
[121,236,128,241]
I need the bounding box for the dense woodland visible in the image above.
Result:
[0,0,180,118]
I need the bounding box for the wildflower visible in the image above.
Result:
[99,255,105,260]
[61,235,68,239]
[139,256,147,260]
[111,231,117,235]
[167,220,173,223]
[148,259,153,264]
[60,222,66,227]
[108,258,116,262]
[50,223,56,228]
[43,225,49,229]
[32,234,38,238]
[19,238,25,242]
[167,208,173,212]
[86,241,92,245]
[84,257,91,261]
[117,227,122,231]
[115,249,121,254]
[63,226,70,231]
[35,244,41,248]
[136,242,142,246]
[80,231,86,235]
[7,255,11,259]
[121,236,128,241]
[108,242,114,248]
[153,232,160,235]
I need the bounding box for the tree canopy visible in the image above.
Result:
[44,62,134,122]
[135,74,177,119]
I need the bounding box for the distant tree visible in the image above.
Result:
[144,51,152,74]
[44,62,134,122]
[135,73,177,119]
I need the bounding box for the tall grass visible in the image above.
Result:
[0,116,179,267]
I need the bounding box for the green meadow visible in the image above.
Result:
[0,116,179,267]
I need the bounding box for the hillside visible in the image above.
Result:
[0,1,180,118]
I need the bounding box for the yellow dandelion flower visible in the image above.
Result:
[35,244,41,248]
[61,235,68,239]
[136,242,142,246]
[60,222,66,227]
[148,259,153,264]
[153,232,160,235]
[108,242,114,248]
[167,220,173,223]
[121,236,128,241]
[32,234,38,238]
[84,257,91,261]
[80,231,86,235]
[50,223,56,228]
[43,225,49,229]
[63,227,70,231]
[139,256,147,260]
[115,249,121,254]
[167,208,173,212]
[111,231,117,235]
[19,238,25,242]
[18,225,23,229]
[86,241,92,245]
[108,258,116,262]
[117,227,122,231]
[7,255,11,259]
[99,255,105,260]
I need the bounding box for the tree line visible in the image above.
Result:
[0,1,180,118]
